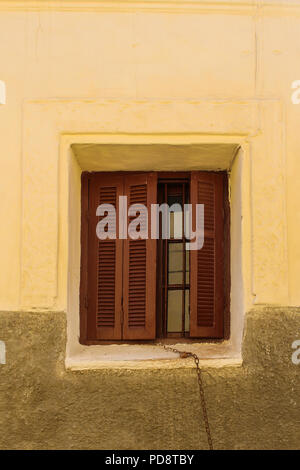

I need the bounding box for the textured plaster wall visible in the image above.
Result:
[0,0,299,450]
[0,307,299,450]
[0,0,298,309]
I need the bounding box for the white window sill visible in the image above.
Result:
[65,341,242,370]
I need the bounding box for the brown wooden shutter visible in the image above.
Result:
[87,173,123,341]
[123,173,157,340]
[189,171,225,338]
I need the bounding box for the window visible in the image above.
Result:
[80,171,229,344]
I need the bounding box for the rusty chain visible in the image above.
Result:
[158,343,213,450]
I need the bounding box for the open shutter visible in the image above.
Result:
[87,173,123,341]
[123,173,157,340]
[189,171,225,338]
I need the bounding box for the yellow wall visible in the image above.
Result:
[1,0,300,451]
[0,0,299,314]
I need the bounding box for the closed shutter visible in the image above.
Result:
[189,171,225,338]
[123,173,157,340]
[87,173,123,341]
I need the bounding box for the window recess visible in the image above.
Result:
[80,171,228,344]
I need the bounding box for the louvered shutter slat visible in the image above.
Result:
[87,174,123,341]
[190,171,225,338]
[123,173,157,340]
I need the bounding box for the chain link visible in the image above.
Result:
[158,343,213,450]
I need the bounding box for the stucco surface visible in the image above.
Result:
[0,0,300,451]
[0,307,299,450]
[1,1,300,310]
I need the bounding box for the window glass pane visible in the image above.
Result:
[186,250,189,283]
[168,194,183,239]
[167,290,182,332]
[168,243,183,284]
[185,290,189,332]
[167,289,190,333]
[168,244,189,285]
[169,211,183,239]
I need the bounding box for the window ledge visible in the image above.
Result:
[65,341,242,370]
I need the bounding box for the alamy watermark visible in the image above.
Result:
[96,198,204,250]
[291,340,300,365]
[0,341,5,364]
[291,80,300,104]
